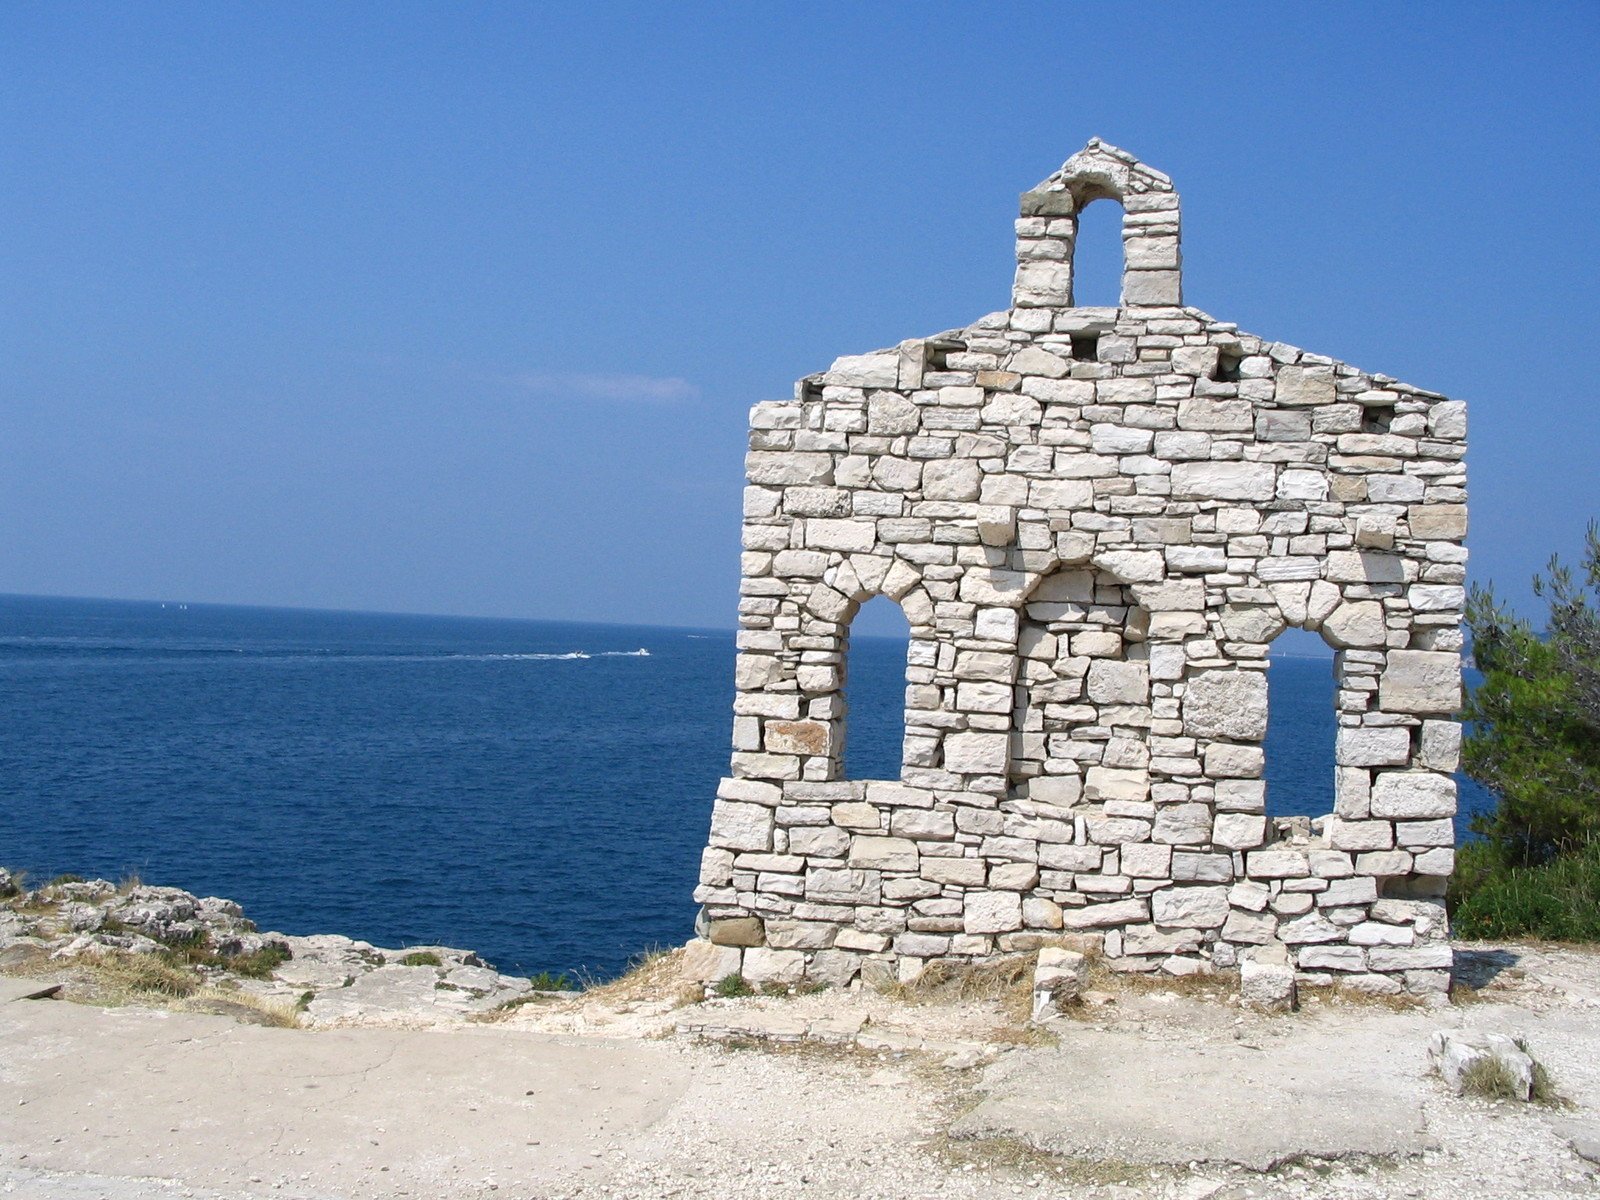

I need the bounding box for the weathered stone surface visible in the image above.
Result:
[1379,650,1462,714]
[1183,670,1269,741]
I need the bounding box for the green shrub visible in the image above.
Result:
[712,973,754,998]
[1449,839,1600,941]
[399,951,442,967]
[527,970,575,991]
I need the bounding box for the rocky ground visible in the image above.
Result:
[1,870,1598,1199]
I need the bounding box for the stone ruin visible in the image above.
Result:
[687,140,1467,999]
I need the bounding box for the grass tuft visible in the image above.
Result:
[399,951,442,967]
[1460,1055,1524,1101]
[713,973,755,998]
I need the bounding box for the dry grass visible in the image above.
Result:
[878,955,1034,1020]
[1460,1055,1525,1101]
[2,951,303,1028]
[1297,981,1427,1012]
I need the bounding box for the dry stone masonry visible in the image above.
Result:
[689,141,1467,999]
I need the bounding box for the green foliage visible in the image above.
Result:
[527,970,575,991]
[400,951,443,967]
[712,973,754,998]
[1463,522,1600,867]
[1449,840,1600,941]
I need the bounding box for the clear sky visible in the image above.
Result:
[3,3,1597,633]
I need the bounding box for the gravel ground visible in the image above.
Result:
[3,941,1597,1200]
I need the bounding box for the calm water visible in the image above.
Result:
[0,595,1491,978]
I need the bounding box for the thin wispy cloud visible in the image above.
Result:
[509,372,700,404]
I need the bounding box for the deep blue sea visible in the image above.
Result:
[0,595,1492,978]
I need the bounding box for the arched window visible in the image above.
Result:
[1264,627,1338,821]
[1071,198,1124,308]
[842,595,911,781]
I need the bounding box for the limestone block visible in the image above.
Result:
[1170,461,1277,502]
[922,459,982,501]
[787,825,850,857]
[746,451,834,486]
[741,947,807,985]
[989,862,1039,890]
[1277,469,1329,502]
[1031,947,1089,1019]
[709,801,774,852]
[1204,743,1265,778]
[1086,659,1150,704]
[765,720,831,756]
[868,392,921,435]
[1335,726,1411,767]
[1414,847,1455,875]
[1347,847,1411,878]
[1326,551,1406,585]
[807,949,863,988]
[963,890,1024,934]
[1151,885,1230,929]
[1092,549,1165,582]
[944,732,1010,774]
[1335,767,1371,818]
[1007,345,1072,378]
[832,802,882,831]
[848,836,920,872]
[1221,604,1286,644]
[765,920,839,950]
[1247,848,1310,879]
[976,505,1016,547]
[1370,771,1456,819]
[1408,504,1468,540]
[1177,397,1253,432]
[890,809,955,840]
[1183,669,1269,740]
[709,916,765,947]
[1297,945,1366,972]
[1061,898,1149,929]
[1212,812,1267,849]
[1427,401,1467,439]
[806,519,877,553]
[1368,944,1452,971]
[1322,601,1387,649]
[1215,779,1266,813]
[1379,650,1461,714]
[1419,721,1462,771]
[1240,952,1297,1012]
[1153,803,1212,845]
[922,856,987,886]
[1091,424,1155,454]
[1222,909,1277,944]
[1274,365,1336,407]
[682,939,743,982]
[1328,819,1394,852]
[1429,1031,1535,1100]
[1410,584,1466,613]
[1123,269,1180,306]
[806,868,881,906]
[1084,766,1150,803]
[1023,897,1064,929]
[1030,479,1095,509]
[958,569,1029,607]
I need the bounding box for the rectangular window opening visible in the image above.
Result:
[1070,333,1101,362]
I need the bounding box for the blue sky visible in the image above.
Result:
[3,3,1597,632]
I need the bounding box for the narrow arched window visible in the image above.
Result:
[842,595,910,781]
[1264,627,1338,821]
[1071,198,1124,308]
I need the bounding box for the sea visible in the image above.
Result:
[0,594,1493,979]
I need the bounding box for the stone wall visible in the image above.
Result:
[689,140,1467,998]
